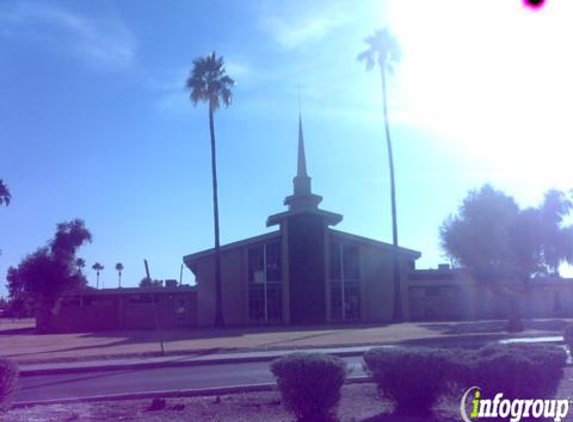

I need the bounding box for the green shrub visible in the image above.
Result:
[468,343,566,399]
[363,347,463,416]
[270,353,347,422]
[0,358,18,413]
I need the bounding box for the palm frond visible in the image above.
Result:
[221,88,233,107]
[186,52,235,111]
[359,28,401,73]
[220,75,235,87]
[357,50,375,71]
[0,179,11,206]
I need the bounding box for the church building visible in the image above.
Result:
[47,118,573,333]
[183,117,421,326]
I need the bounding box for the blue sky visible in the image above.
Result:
[1,0,571,294]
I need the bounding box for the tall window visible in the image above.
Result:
[248,241,282,323]
[330,241,361,321]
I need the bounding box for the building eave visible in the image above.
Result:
[329,228,422,259]
[266,209,343,227]
[183,231,282,268]
[65,286,196,296]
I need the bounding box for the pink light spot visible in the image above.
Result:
[523,0,545,10]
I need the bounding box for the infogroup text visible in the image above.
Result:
[460,386,569,422]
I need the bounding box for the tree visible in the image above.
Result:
[186,52,235,326]
[357,29,403,322]
[0,180,10,206]
[441,185,523,331]
[0,179,11,255]
[6,267,31,318]
[76,258,86,271]
[5,219,91,330]
[139,277,163,288]
[0,297,7,313]
[441,185,573,331]
[115,262,124,288]
[536,189,573,274]
[509,189,573,278]
[441,185,520,283]
[92,262,104,289]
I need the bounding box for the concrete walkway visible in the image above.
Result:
[3,319,570,367]
[18,335,564,376]
[18,345,377,376]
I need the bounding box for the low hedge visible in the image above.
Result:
[270,353,347,422]
[363,343,566,417]
[0,358,18,413]
[467,343,567,399]
[363,346,463,416]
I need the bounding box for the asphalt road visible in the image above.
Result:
[15,356,366,403]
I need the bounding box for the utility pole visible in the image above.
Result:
[143,259,165,355]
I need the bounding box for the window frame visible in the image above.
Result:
[248,241,282,323]
[330,241,361,322]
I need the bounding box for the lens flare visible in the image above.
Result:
[523,0,545,10]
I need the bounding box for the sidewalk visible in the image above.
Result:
[4,319,570,368]
[18,345,372,376]
[18,334,564,376]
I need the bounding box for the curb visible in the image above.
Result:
[12,376,372,408]
[18,337,566,377]
[18,349,371,377]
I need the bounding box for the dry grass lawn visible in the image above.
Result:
[0,318,568,365]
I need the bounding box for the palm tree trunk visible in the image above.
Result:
[209,104,224,327]
[380,67,402,322]
[118,272,122,288]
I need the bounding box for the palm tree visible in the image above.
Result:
[186,52,234,327]
[357,29,403,322]
[115,262,124,288]
[0,179,10,206]
[92,262,104,289]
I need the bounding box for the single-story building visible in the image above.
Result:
[42,284,196,332]
[407,268,573,321]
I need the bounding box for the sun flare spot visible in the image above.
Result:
[385,1,573,194]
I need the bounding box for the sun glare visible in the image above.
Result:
[387,1,573,197]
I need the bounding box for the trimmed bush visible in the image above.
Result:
[270,353,347,422]
[363,346,463,417]
[468,343,567,399]
[0,358,18,413]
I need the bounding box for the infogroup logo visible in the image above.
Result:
[460,386,570,422]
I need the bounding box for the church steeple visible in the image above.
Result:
[266,114,343,227]
[293,114,311,196]
[284,114,322,212]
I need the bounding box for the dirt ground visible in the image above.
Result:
[1,318,569,365]
[1,383,462,422]
[6,364,573,422]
